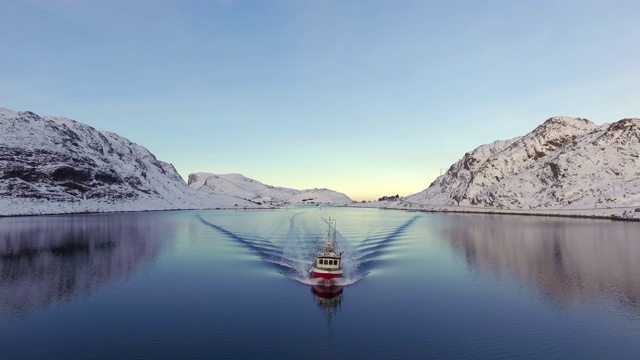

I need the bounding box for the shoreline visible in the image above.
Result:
[349,200,640,222]
[388,207,640,222]
[2,199,639,222]
[0,200,339,218]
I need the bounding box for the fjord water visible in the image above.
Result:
[2,208,640,358]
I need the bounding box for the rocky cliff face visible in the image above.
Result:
[407,116,640,210]
[0,108,255,215]
[0,109,183,201]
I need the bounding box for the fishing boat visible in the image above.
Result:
[310,217,343,281]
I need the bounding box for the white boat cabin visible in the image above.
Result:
[314,256,341,270]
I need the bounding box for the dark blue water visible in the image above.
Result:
[2,208,640,359]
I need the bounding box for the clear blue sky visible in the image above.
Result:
[1,0,639,201]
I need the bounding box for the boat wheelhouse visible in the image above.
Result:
[310,217,344,281]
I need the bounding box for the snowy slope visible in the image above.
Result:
[404,116,640,216]
[188,172,353,205]
[0,108,261,216]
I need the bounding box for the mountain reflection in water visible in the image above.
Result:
[0,213,173,318]
[445,215,640,311]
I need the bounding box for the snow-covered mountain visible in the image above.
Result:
[188,172,353,205]
[405,116,640,212]
[0,108,259,216]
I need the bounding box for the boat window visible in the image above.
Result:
[331,260,336,265]
[322,259,327,265]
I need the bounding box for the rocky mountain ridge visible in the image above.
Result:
[406,116,640,212]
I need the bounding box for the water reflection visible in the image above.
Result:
[0,213,173,318]
[445,215,640,311]
[311,285,344,324]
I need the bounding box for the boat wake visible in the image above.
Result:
[196,212,419,287]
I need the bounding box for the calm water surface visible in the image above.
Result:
[1,208,640,358]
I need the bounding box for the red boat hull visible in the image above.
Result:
[311,271,342,280]
[312,285,343,299]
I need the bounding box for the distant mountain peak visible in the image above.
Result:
[188,172,352,205]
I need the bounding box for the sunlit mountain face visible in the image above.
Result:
[405,117,640,219]
[0,108,262,216]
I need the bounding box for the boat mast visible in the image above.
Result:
[326,217,336,245]
[333,219,337,244]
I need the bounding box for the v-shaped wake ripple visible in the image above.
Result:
[196,212,419,286]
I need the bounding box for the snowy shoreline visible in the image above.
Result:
[2,200,640,222]
[0,198,274,218]
[350,200,640,222]
[0,206,274,218]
